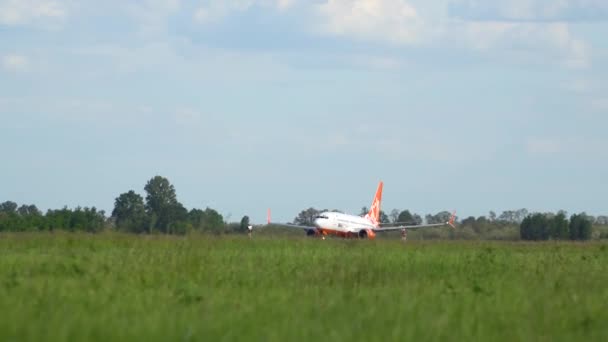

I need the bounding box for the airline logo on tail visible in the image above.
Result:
[364,181,383,227]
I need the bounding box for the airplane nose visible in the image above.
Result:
[314,218,322,227]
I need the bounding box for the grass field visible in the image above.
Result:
[0,233,607,341]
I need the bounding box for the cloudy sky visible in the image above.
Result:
[1,0,607,222]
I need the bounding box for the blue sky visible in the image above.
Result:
[1,0,607,223]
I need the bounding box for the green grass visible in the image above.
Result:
[0,233,607,341]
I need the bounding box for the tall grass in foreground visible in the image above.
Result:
[0,233,606,341]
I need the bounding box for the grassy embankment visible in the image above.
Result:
[0,233,606,341]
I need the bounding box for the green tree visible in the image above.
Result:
[17,204,43,230]
[520,213,552,241]
[17,204,41,216]
[426,211,452,224]
[188,209,206,229]
[294,208,321,226]
[397,210,414,224]
[240,215,250,233]
[202,208,225,234]
[144,176,186,233]
[188,208,225,234]
[569,213,592,241]
[549,212,569,240]
[489,211,497,222]
[112,191,147,233]
[389,209,400,223]
[379,210,390,224]
[0,201,18,213]
[499,209,529,224]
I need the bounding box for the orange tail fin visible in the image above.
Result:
[365,181,383,227]
[448,211,456,228]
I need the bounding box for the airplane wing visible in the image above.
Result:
[263,209,316,230]
[374,211,456,233]
[266,222,316,230]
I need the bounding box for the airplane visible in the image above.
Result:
[265,181,456,240]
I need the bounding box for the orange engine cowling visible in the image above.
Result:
[358,229,376,240]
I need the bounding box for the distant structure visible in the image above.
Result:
[248,225,253,239]
[401,229,407,242]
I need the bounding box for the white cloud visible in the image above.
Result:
[315,0,422,45]
[121,0,181,38]
[188,0,591,68]
[0,0,67,26]
[459,21,590,68]
[193,0,297,23]
[449,0,608,22]
[2,54,29,72]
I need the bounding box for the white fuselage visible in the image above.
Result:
[313,212,376,234]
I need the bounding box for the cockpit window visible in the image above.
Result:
[314,215,329,220]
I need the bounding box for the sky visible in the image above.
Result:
[1,0,607,223]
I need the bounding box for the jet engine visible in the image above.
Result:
[358,229,376,240]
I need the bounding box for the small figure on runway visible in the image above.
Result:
[401,228,407,242]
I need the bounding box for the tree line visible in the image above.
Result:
[520,212,593,241]
[1,175,607,240]
[0,176,246,235]
[0,201,105,232]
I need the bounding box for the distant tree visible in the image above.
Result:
[520,212,572,241]
[188,208,206,228]
[515,209,529,223]
[239,215,250,233]
[17,204,41,217]
[569,213,592,241]
[412,213,423,225]
[45,207,71,231]
[549,212,569,240]
[43,206,105,233]
[489,211,497,222]
[520,213,548,241]
[0,201,18,213]
[0,201,23,232]
[389,209,400,223]
[13,204,43,231]
[144,176,186,233]
[359,207,369,216]
[461,216,476,226]
[467,216,492,235]
[201,207,225,234]
[188,208,225,234]
[498,210,512,223]
[584,214,596,226]
[397,210,414,224]
[112,191,147,233]
[426,211,452,224]
[379,210,390,224]
[294,208,321,226]
[499,209,529,224]
[596,216,608,225]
